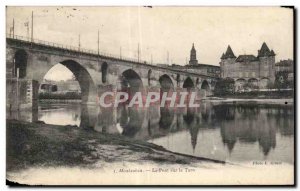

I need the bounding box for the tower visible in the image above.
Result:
[220,45,236,78]
[222,45,236,60]
[189,43,198,65]
[257,42,276,81]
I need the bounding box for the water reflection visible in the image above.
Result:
[213,104,293,156]
[7,102,294,163]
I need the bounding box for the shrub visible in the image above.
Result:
[214,78,235,96]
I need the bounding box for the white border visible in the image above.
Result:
[0,1,298,190]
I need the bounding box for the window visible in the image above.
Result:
[245,72,248,78]
[52,85,58,92]
[101,62,108,83]
[252,72,255,77]
[239,72,243,78]
[14,50,28,78]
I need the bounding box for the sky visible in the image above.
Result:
[6,6,294,81]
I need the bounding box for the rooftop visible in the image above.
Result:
[275,59,294,66]
[258,42,275,57]
[236,55,258,62]
[222,45,236,59]
[186,63,220,68]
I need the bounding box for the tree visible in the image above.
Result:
[243,82,259,91]
[214,78,235,95]
[266,81,274,90]
[275,71,290,90]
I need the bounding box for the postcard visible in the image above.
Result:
[6,6,295,186]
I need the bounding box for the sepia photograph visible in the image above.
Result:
[5,5,295,186]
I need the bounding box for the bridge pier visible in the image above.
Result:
[6,78,39,111]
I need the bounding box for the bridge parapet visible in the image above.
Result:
[6,34,219,80]
[6,34,220,111]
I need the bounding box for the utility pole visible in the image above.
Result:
[151,54,153,65]
[120,47,122,59]
[138,43,140,62]
[97,29,99,55]
[13,58,15,77]
[16,68,19,111]
[167,51,169,65]
[26,21,29,40]
[78,34,81,51]
[31,11,33,42]
[12,18,15,38]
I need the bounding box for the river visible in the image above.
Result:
[7,101,294,165]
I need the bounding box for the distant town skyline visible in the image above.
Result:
[7,6,293,81]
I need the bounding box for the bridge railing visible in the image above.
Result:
[6,34,219,79]
[6,33,146,64]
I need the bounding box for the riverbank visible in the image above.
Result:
[39,99,81,103]
[7,119,224,173]
[6,118,294,186]
[204,97,293,105]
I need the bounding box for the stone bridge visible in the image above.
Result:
[6,35,219,109]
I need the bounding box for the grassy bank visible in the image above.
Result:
[213,89,294,99]
[7,120,224,172]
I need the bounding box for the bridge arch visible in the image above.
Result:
[236,78,247,83]
[159,74,174,92]
[121,69,144,95]
[201,80,210,91]
[248,78,259,88]
[59,60,97,103]
[183,77,195,90]
[14,49,28,78]
[41,60,97,104]
[260,77,270,88]
[236,78,246,91]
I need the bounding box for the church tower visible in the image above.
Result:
[189,43,198,65]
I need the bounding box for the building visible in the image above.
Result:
[275,59,293,73]
[186,43,221,77]
[39,79,81,94]
[40,80,57,93]
[185,63,221,77]
[220,42,276,90]
[275,59,294,82]
[189,43,198,65]
[165,44,221,78]
[55,79,81,93]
